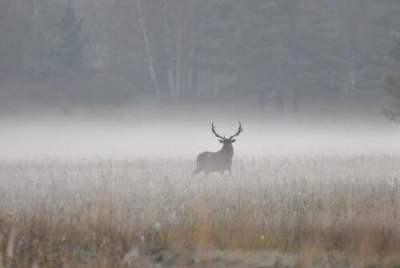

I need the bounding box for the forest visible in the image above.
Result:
[1,0,400,115]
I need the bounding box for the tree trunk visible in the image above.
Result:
[135,0,161,99]
[258,88,266,109]
[275,89,284,112]
[174,25,183,99]
[32,0,39,77]
[293,89,300,113]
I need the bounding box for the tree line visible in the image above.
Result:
[0,0,400,112]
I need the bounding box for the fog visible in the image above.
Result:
[1,0,400,116]
[1,0,400,161]
[1,115,399,162]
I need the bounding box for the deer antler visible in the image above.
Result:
[229,121,243,140]
[211,122,225,140]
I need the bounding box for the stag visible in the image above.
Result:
[193,122,243,176]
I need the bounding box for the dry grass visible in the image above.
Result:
[1,156,400,267]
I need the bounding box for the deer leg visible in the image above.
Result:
[192,169,202,177]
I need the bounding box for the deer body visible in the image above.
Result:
[193,122,242,176]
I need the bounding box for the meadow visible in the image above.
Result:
[1,154,400,267]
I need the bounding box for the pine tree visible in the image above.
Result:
[53,0,88,75]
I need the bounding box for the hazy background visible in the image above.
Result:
[1,113,399,162]
[1,0,400,111]
[1,0,400,162]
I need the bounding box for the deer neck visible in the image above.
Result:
[220,143,234,157]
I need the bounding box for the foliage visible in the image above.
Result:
[0,0,400,108]
[52,0,88,75]
[384,35,400,121]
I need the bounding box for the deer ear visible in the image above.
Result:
[219,139,224,143]
[231,139,236,143]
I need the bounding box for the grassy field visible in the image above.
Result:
[1,155,400,267]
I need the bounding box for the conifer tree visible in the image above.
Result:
[53,0,88,74]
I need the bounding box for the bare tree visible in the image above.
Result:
[135,0,161,99]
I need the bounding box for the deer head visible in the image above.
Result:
[212,121,243,145]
